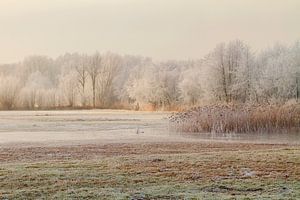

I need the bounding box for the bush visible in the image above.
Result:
[169,102,300,133]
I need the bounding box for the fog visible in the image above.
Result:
[1,0,300,63]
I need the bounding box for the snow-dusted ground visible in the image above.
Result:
[0,110,179,147]
[0,109,299,147]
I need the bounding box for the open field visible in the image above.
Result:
[0,110,299,199]
[1,142,299,199]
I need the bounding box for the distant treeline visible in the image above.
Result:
[0,40,299,110]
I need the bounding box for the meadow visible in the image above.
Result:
[0,110,299,199]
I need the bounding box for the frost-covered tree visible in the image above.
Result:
[0,76,20,109]
[179,67,203,105]
[290,41,300,101]
[126,63,181,109]
[203,40,255,103]
[20,71,53,109]
[120,56,153,104]
[203,43,229,102]
[88,53,102,108]
[257,43,300,102]
[21,55,57,85]
[58,71,78,107]
[97,53,121,107]
[75,54,89,107]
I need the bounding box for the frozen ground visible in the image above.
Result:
[0,110,176,147]
[0,110,299,199]
[0,109,299,147]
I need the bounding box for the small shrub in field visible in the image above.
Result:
[169,103,300,133]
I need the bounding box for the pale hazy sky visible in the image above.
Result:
[0,0,299,63]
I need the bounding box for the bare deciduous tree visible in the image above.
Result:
[75,55,88,107]
[97,53,121,107]
[0,76,20,109]
[88,53,102,108]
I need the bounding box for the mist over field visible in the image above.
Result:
[0,1,300,199]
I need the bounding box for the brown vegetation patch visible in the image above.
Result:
[0,142,299,199]
[170,103,300,133]
[0,142,289,163]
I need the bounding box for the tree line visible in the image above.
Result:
[0,40,299,110]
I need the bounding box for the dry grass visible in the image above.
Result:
[0,142,300,199]
[170,103,300,133]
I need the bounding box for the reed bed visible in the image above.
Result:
[169,103,300,133]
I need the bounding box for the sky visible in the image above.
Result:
[0,0,300,63]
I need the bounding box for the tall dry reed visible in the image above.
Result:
[169,103,300,133]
